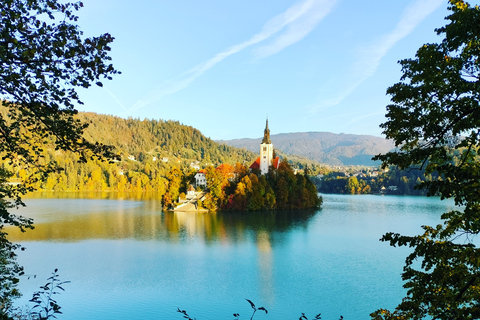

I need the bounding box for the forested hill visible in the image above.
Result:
[218,132,395,166]
[78,112,255,165]
[0,112,260,192]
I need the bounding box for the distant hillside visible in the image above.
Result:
[78,112,256,165]
[217,132,395,166]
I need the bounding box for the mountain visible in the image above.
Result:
[217,132,395,166]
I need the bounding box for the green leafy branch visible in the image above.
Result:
[28,269,70,320]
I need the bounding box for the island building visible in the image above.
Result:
[250,119,280,174]
[194,170,207,188]
[187,185,196,197]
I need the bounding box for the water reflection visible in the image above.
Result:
[23,191,163,201]
[6,194,317,246]
[257,230,275,304]
[8,194,455,320]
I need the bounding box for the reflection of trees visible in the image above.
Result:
[6,199,318,246]
[23,191,163,201]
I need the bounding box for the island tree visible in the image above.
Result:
[0,0,118,315]
[372,1,480,319]
[205,160,321,211]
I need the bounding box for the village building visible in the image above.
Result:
[194,170,207,188]
[190,162,200,170]
[250,119,280,174]
[187,185,195,197]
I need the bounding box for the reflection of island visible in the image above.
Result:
[257,230,275,304]
[5,198,318,247]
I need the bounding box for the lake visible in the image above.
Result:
[6,193,457,319]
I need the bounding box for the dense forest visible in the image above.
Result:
[0,112,255,192]
[200,161,321,211]
[78,112,256,166]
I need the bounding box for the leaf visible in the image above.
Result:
[258,307,268,314]
[246,299,256,310]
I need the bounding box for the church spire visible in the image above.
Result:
[262,118,271,144]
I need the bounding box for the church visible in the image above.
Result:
[249,119,280,174]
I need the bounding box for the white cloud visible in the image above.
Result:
[354,0,444,80]
[309,0,444,115]
[130,0,336,112]
[254,0,337,59]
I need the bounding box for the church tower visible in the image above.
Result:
[260,119,273,175]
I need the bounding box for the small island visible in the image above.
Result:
[165,120,322,212]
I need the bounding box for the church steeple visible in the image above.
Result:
[259,118,273,175]
[250,118,279,174]
[262,118,271,144]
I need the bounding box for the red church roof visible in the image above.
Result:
[249,157,280,170]
[250,157,261,170]
[273,156,280,169]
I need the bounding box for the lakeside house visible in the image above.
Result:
[194,170,207,188]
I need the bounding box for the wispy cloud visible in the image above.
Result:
[254,0,337,59]
[103,87,129,112]
[130,0,337,112]
[343,111,385,127]
[308,0,444,114]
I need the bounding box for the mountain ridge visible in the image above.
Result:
[217,131,395,166]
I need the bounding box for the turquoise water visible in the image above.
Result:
[8,194,457,319]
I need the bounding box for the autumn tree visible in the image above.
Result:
[195,159,319,211]
[204,166,226,211]
[346,176,359,195]
[0,0,118,315]
[247,173,264,211]
[163,167,183,208]
[233,162,249,183]
[372,1,480,319]
[232,179,248,210]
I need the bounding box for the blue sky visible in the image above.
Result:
[74,0,453,140]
